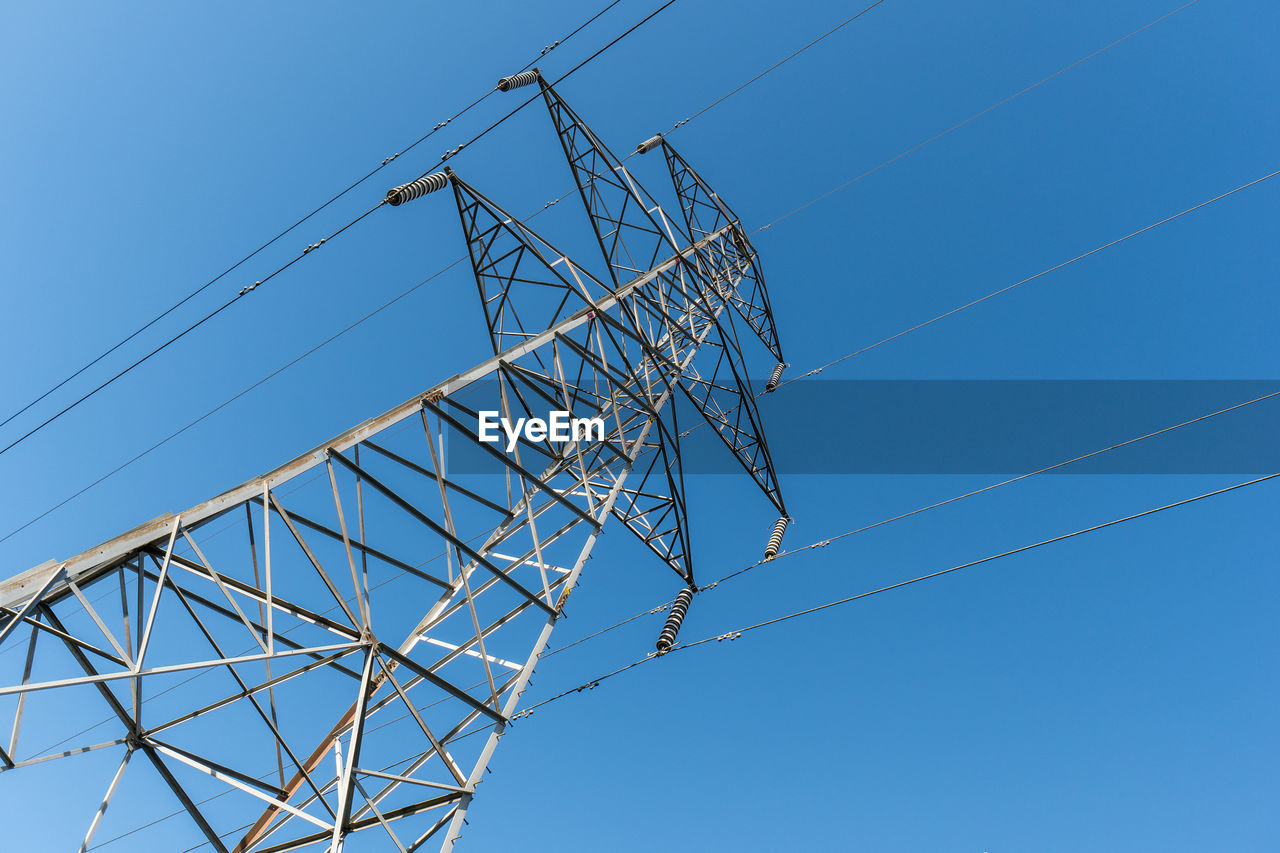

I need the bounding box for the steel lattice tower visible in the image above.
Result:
[0,75,787,852]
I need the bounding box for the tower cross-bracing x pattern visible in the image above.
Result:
[0,77,786,852]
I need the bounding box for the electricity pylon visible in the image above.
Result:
[0,74,786,852]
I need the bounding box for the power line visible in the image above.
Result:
[0,0,1229,545]
[0,0,1211,536]
[0,201,386,460]
[773,167,1280,390]
[56,390,1280,846]
[3,0,1163,531]
[515,470,1280,717]
[0,0,675,462]
[9,143,1271,552]
[0,0,624,441]
[8,3,1254,845]
[17,290,1276,782]
[659,0,888,134]
[0,259,464,545]
[518,0,627,70]
[402,0,679,176]
[0,159,573,543]
[544,601,674,658]
[30,289,1271,838]
[0,1,694,541]
[752,0,1205,233]
[540,388,1280,658]
[628,0,1207,447]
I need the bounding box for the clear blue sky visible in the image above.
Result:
[1,0,1277,850]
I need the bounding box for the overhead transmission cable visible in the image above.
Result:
[401,0,679,176]
[0,0,689,537]
[128,378,1280,817]
[74,439,1280,848]
[2,0,1185,529]
[0,0,1229,545]
[772,167,1280,391]
[0,0,634,458]
[542,388,1280,657]
[0,259,464,546]
[6,162,1274,546]
[659,0,888,135]
[515,470,1280,717]
[12,3,1238,844]
[0,0,623,437]
[47,373,1261,688]
[752,0,1205,233]
[0,202,387,459]
[19,167,1277,818]
[50,319,1280,849]
[2,0,1201,478]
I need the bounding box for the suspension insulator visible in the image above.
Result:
[765,362,786,392]
[386,172,449,206]
[655,588,694,654]
[497,69,540,92]
[635,134,663,155]
[763,516,789,560]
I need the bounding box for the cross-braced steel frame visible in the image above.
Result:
[0,79,785,852]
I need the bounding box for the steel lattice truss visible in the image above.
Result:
[0,79,784,852]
